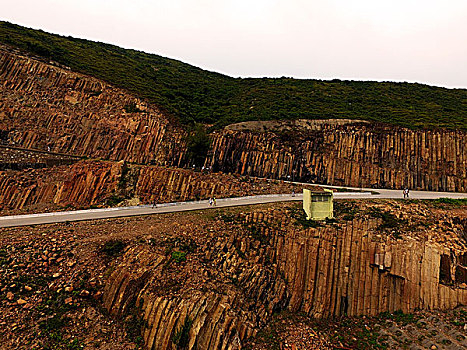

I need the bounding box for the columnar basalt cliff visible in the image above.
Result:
[207,125,467,192]
[102,246,267,350]
[0,45,185,165]
[0,160,307,214]
[0,161,122,211]
[102,202,467,349]
[1,46,467,192]
[277,219,467,317]
[0,145,79,170]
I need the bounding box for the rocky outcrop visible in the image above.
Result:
[277,219,467,317]
[208,126,467,192]
[102,246,263,350]
[0,145,79,170]
[135,165,308,204]
[0,161,123,210]
[0,160,307,214]
[0,45,185,165]
[102,210,289,350]
[102,202,467,349]
[2,199,466,349]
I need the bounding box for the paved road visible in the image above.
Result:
[1,187,466,228]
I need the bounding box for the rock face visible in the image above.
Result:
[278,219,466,318]
[207,126,467,192]
[102,203,467,349]
[1,45,466,192]
[0,145,79,170]
[0,161,122,210]
[135,165,309,204]
[0,45,185,165]
[0,160,308,213]
[1,201,465,349]
[102,246,262,350]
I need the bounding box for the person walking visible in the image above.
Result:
[209,197,213,206]
[213,197,217,206]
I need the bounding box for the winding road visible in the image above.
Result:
[1,186,466,228]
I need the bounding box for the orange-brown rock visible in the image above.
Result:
[0,160,309,214]
[102,201,467,349]
[276,219,467,317]
[0,160,122,211]
[135,165,310,204]
[208,125,467,192]
[0,45,185,165]
[0,145,79,170]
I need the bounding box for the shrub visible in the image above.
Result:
[434,198,467,206]
[185,124,211,167]
[171,251,187,263]
[106,195,124,206]
[101,240,126,257]
[123,102,142,113]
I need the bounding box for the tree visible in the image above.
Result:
[186,124,211,167]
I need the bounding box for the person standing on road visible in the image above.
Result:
[403,188,409,199]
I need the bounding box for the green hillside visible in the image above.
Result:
[1,21,466,130]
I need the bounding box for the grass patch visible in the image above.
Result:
[289,205,323,229]
[434,198,467,206]
[0,248,8,266]
[106,195,124,207]
[378,310,419,326]
[124,307,145,347]
[367,207,407,238]
[334,201,358,221]
[243,222,271,244]
[123,102,142,113]
[172,317,193,349]
[37,291,84,349]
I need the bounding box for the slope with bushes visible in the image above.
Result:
[1,21,466,130]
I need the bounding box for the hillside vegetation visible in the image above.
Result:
[1,21,466,130]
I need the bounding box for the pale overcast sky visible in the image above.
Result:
[1,0,467,88]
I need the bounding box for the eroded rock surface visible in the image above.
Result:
[1,201,466,349]
[0,45,185,165]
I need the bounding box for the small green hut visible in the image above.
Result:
[303,188,334,221]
